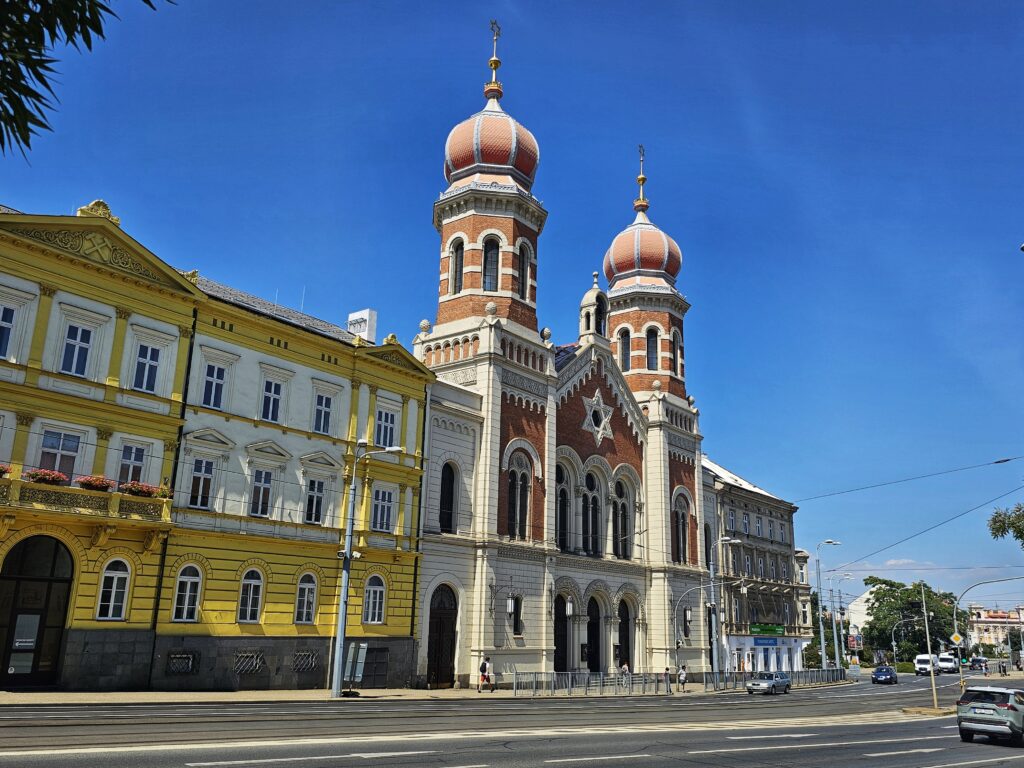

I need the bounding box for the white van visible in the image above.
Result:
[937,653,958,673]
[915,653,939,675]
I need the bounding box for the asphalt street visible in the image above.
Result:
[1,674,1015,768]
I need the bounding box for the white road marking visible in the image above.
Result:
[863,748,945,757]
[726,733,816,740]
[689,734,957,754]
[544,757,652,764]
[186,751,436,767]
[918,756,1024,768]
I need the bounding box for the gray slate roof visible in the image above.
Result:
[196,276,357,344]
[554,343,580,372]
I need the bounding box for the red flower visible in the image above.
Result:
[75,475,115,491]
[23,469,70,485]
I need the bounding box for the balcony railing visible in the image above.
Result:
[0,478,171,523]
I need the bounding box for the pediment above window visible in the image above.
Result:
[299,450,343,470]
[245,440,293,461]
[184,428,236,451]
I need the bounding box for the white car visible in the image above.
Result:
[938,653,959,673]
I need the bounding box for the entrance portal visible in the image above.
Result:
[426,584,457,688]
[586,597,601,673]
[0,536,74,686]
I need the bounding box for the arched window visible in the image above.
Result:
[295,573,317,624]
[595,296,607,336]
[583,472,602,556]
[512,595,524,636]
[646,328,659,370]
[506,452,531,540]
[618,329,630,372]
[614,481,631,560]
[517,246,529,299]
[238,569,263,623]
[97,559,129,620]
[556,465,570,552]
[483,238,499,292]
[363,575,385,624]
[583,311,591,331]
[173,565,202,622]
[451,240,464,294]
[439,462,456,534]
[671,331,680,375]
[671,496,687,564]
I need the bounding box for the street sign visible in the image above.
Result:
[750,623,785,636]
[950,632,963,645]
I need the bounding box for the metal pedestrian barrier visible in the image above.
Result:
[512,668,846,696]
[708,668,847,691]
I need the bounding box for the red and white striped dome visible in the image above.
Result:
[444,98,540,191]
[603,208,682,287]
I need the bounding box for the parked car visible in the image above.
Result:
[915,654,939,675]
[871,665,899,684]
[957,686,1024,744]
[746,671,791,695]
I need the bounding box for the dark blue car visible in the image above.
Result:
[872,665,899,684]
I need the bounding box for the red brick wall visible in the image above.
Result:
[669,456,698,563]
[607,308,687,398]
[556,361,644,480]
[498,393,547,541]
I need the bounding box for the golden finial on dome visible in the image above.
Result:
[484,19,504,100]
[634,144,650,213]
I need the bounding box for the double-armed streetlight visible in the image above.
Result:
[815,540,841,668]
[331,440,403,698]
[828,572,853,665]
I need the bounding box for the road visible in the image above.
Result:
[1,674,1017,768]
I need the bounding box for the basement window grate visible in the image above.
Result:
[166,651,199,675]
[233,650,265,676]
[293,650,319,673]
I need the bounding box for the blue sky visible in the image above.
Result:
[3,1,1022,606]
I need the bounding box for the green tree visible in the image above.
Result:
[0,0,161,155]
[990,503,1024,547]
[860,577,966,664]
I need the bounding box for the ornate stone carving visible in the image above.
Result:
[21,486,109,512]
[15,412,34,427]
[180,269,199,285]
[582,389,614,445]
[438,368,477,386]
[76,199,121,226]
[373,350,418,371]
[120,500,165,520]
[0,513,15,538]
[143,530,168,552]
[163,439,179,453]
[7,227,164,284]
[382,333,399,345]
[500,369,547,397]
[96,428,113,442]
[178,325,194,338]
[115,307,131,320]
[90,524,118,548]
[38,283,57,297]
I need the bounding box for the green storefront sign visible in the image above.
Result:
[750,623,785,636]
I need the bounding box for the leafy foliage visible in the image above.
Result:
[0,0,159,155]
[860,576,966,665]
[989,503,1024,547]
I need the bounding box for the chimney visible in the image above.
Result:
[347,309,377,344]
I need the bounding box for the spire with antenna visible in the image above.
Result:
[634,143,649,213]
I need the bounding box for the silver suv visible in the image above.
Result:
[745,671,791,695]
[957,686,1024,744]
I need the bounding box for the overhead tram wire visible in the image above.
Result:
[827,483,1024,574]
[794,456,1022,503]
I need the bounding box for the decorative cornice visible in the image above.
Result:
[500,368,547,397]
[4,226,166,285]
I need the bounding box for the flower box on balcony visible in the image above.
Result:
[76,475,115,492]
[0,464,10,478]
[119,481,161,498]
[23,469,69,485]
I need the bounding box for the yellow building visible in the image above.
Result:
[0,201,433,690]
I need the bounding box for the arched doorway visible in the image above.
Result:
[553,595,570,672]
[426,585,457,688]
[617,601,632,671]
[0,536,74,686]
[586,597,602,673]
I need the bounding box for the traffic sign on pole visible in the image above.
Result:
[950,632,963,645]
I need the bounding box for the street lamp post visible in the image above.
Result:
[921,583,939,710]
[815,540,841,668]
[707,537,741,688]
[890,616,921,667]
[828,572,852,668]
[330,441,402,698]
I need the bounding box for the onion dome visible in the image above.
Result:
[602,149,682,288]
[443,22,540,191]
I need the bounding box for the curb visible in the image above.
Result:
[901,706,956,716]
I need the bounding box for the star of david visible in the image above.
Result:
[582,390,614,445]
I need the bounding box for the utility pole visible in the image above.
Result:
[921,583,939,710]
[815,540,840,668]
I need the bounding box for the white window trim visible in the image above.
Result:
[96,558,131,621]
[294,573,318,625]
[302,471,334,526]
[52,302,111,381]
[310,380,341,437]
[172,565,203,623]
[123,323,176,397]
[362,576,386,624]
[184,451,221,511]
[34,423,89,478]
[370,484,397,532]
[374,401,400,448]
[0,283,35,364]
[247,463,278,518]
[116,439,152,486]
[257,363,294,424]
[237,570,264,624]
[196,345,240,411]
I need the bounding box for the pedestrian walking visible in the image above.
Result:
[677,664,687,693]
[478,656,496,692]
